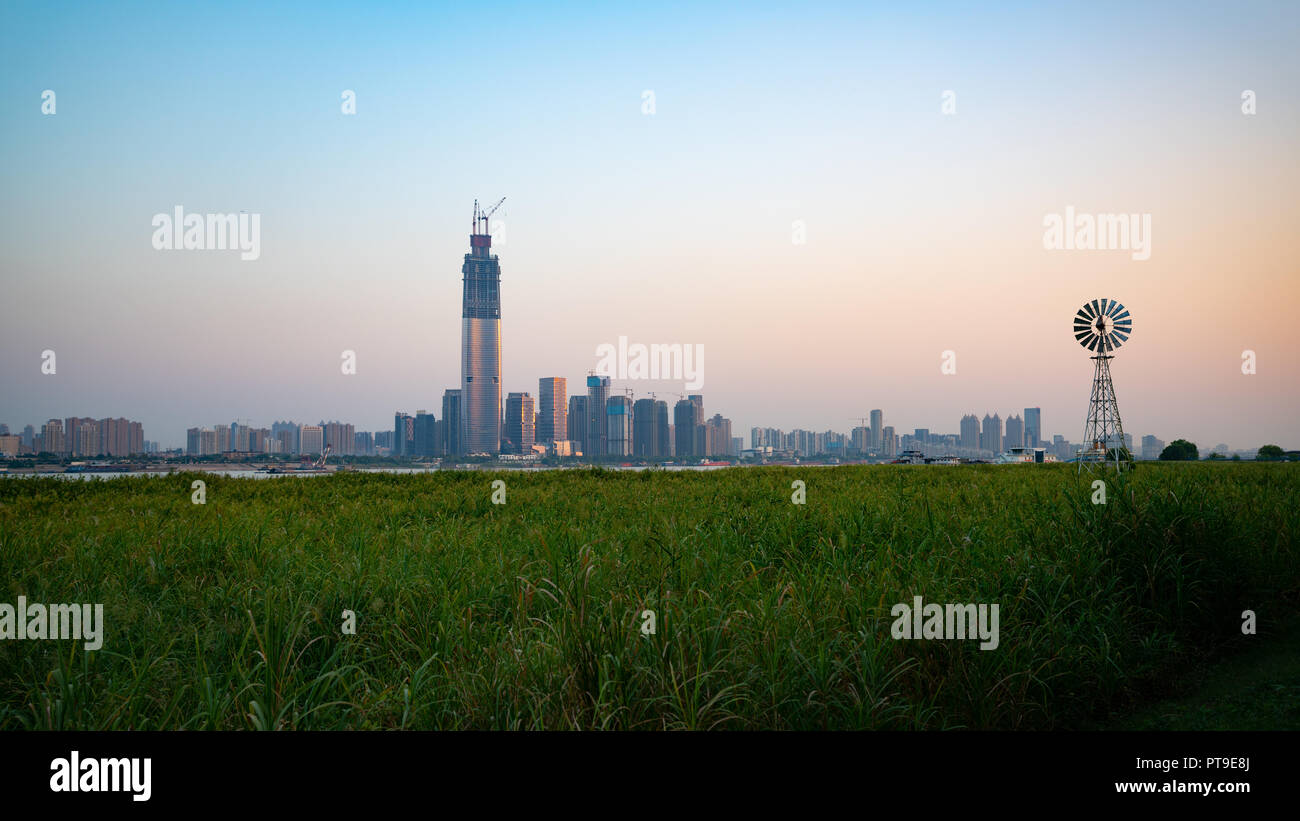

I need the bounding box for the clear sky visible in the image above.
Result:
[2,1,1298,449]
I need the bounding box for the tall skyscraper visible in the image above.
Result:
[960,414,980,450]
[567,395,588,455]
[586,375,610,458]
[870,409,883,451]
[461,205,503,454]
[537,377,567,444]
[1024,407,1042,448]
[441,390,463,456]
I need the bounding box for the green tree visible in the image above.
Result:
[1257,444,1284,460]
[1159,439,1198,461]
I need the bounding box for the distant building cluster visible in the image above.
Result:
[0,417,146,458]
[749,407,1145,462]
[185,420,372,457]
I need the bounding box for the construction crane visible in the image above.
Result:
[312,444,332,469]
[472,197,506,235]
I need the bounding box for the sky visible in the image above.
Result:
[2,0,1298,450]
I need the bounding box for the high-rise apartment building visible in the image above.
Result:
[1140,434,1164,460]
[1004,414,1024,450]
[567,395,588,456]
[393,412,414,457]
[632,398,658,458]
[605,395,632,457]
[980,414,1002,453]
[40,419,64,454]
[411,412,437,457]
[673,399,698,458]
[870,409,883,451]
[322,421,355,456]
[271,421,300,455]
[537,377,567,445]
[586,376,610,458]
[441,390,463,456]
[461,206,503,454]
[705,414,732,458]
[300,425,325,455]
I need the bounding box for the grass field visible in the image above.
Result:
[1,463,1296,730]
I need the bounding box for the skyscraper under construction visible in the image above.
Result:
[461,199,504,454]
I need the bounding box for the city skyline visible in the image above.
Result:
[3,2,1298,450]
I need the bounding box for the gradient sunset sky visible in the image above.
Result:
[2,0,1298,449]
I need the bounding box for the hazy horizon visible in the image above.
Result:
[4,1,1298,450]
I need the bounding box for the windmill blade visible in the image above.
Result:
[1074,320,1093,332]
[1075,331,1095,345]
[1080,302,1097,319]
[1111,330,1130,343]
[1088,334,1102,352]
[1112,309,1130,322]
[1105,300,1124,317]
[1099,298,1111,316]
[1090,299,1102,318]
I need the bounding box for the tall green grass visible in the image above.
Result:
[0,463,1295,729]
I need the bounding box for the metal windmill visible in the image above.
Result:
[1074,298,1132,471]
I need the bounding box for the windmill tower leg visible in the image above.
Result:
[1080,354,1127,473]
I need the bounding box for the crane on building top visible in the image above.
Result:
[472,197,506,235]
